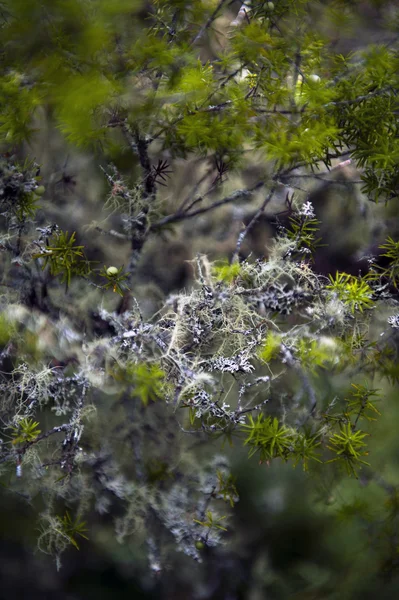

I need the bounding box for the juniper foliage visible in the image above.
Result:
[1,0,399,595]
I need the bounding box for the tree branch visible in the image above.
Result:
[150,181,265,230]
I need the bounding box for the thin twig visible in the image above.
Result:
[150,181,265,230]
[192,0,229,45]
[230,183,277,264]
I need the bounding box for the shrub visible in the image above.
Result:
[1,1,399,595]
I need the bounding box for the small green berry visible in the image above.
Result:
[267,2,274,10]
[34,185,46,196]
[106,266,119,277]
[195,540,205,550]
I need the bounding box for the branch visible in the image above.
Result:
[0,424,70,466]
[323,85,395,108]
[121,122,156,200]
[150,181,265,230]
[230,3,250,27]
[94,226,129,241]
[192,0,229,45]
[230,183,277,263]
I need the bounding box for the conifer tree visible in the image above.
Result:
[1,1,399,596]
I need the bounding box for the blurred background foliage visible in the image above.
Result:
[1,0,399,598]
